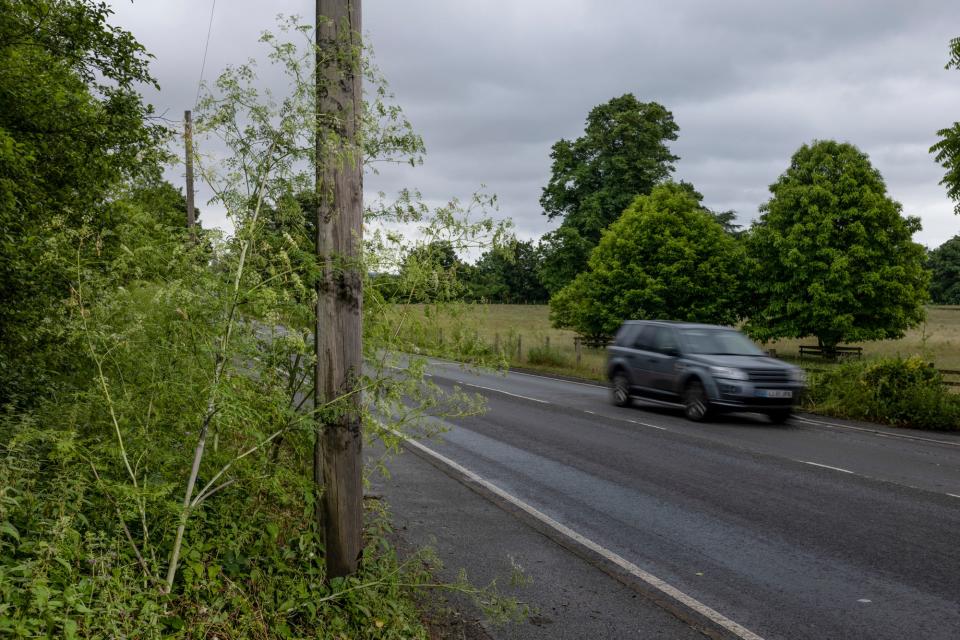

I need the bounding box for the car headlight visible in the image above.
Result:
[709,366,749,381]
[789,368,807,383]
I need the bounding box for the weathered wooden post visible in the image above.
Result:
[575,336,582,367]
[315,0,363,579]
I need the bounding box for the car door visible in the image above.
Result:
[625,324,658,392]
[647,325,682,397]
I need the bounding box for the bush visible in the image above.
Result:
[525,345,570,368]
[0,412,441,639]
[805,356,960,430]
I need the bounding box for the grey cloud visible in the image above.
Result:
[107,0,960,248]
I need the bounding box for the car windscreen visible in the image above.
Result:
[679,329,766,356]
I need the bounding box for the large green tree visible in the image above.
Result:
[928,235,960,304]
[931,37,960,214]
[550,183,748,341]
[0,0,161,402]
[746,140,930,350]
[538,94,679,291]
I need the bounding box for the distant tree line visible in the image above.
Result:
[377,238,548,304]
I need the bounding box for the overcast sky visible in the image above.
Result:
[107,0,960,249]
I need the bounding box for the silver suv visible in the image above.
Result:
[606,321,805,423]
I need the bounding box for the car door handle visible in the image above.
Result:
[648,358,657,363]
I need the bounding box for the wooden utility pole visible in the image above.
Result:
[315,0,363,578]
[184,110,196,229]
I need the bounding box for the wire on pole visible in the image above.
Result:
[194,0,217,108]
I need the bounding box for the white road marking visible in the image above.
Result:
[947,493,960,499]
[858,599,872,603]
[794,416,960,448]
[395,431,766,640]
[629,419,667,431]
[459,382,550,404]
[583,410,669,431]
[799,461,854,474]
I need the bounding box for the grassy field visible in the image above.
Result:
[411,304,960,381]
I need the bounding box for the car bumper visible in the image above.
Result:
[711,380,805,410]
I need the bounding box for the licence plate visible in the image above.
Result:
[756,389,792,399]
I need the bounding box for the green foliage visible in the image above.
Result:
[0,418,460,638]
[931,36,960,214]
[746,140,930,350]
[525,344,569,368]
[0,12,525,639]
[463,240,548,303]
[538,94,679,290]
[928,235,960,304]
[805,356,960,430]
[396,241,466,304]
[549,183,749,341]
[0,0,163,404]
[537,227,594,295]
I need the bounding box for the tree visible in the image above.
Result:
[931,37,960,214]
[677,180,744,236]
[549,183,748,341]
[929,235,960,304]
[0,0,161,403]
[746,140,930,351]
[536,227,593,294]
[539,94,679,290]
[464,240,548,303]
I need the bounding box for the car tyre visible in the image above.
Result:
[766,409,792,424]
[611,371,632,407]
[683,379,711,422]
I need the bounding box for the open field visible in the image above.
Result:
[407,304,960,381]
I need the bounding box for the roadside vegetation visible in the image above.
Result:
[805,356,960,430]
[1,4,522,637]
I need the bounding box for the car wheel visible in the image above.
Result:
[683,379,711,422]
[766,409,792,424]
[611,371,632,407]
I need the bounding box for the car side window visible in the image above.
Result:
[651,326,679,355]
[632,325,653,351]
[615,324,639,347]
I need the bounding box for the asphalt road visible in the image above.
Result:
[408,359,960,640]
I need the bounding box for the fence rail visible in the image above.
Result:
[939,369,960,387]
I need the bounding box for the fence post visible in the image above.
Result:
[517,334,522,362]
[575,336,582,367]
[545,335,550,349]
[494,332,500,352]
